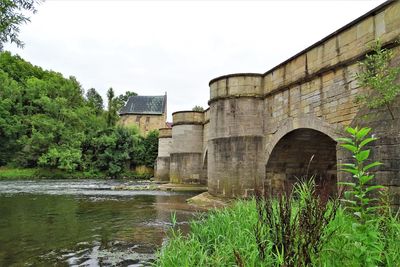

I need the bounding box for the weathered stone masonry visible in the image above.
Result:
[155,128,172,182]
[208,76,265,198]
[156,0,400,204]
[169,111,207,185]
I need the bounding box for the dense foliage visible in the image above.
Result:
[0,51,158,178]
[132,130,159,168]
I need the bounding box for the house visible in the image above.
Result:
[119,93,167,135]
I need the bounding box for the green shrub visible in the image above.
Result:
[337,126,384,223]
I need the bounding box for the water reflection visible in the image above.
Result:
[0,180,200,266]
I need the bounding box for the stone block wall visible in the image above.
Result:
[203,108,210,182]
[169,111,206,185]
[170,153,205,184]
[208,75,265,198]
[262,1,400,202]
[155,128,172,182]
[119,113,166,136]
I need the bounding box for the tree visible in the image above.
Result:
[107,87,115,107]
[90,127,139,178]
[356,40,400,120]
[0,68,23,165]
[0,0,42,49]
[0,51,107,170]
[106,87,118,127]
[0,52,160,177]
[132,130,159,168]
[192,105,204,112]
[86,88,104,114]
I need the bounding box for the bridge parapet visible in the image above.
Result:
[263,0,400,97]
[172,110,204,126]
[209,73,263,103]
[158,128,172,138]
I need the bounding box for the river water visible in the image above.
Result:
[0,180,201,266]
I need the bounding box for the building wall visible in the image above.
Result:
[119,113,166,136]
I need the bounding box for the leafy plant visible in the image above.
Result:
[255,179,339,266]
[131,130,159,168]
[88,126,139,178]
[38,147,82,172]
[337,126,383,223]
[106,87,118,127]
[0,0,43,49]
[86,88,104,115]
[356,39,400,120]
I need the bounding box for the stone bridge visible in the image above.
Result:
[155,0,400,204]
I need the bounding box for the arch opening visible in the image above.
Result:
[265,128,337,199]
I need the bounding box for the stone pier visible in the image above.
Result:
[154,128,172,182]
[169,111,206,185]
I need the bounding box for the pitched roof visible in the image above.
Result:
[119,95,166,115]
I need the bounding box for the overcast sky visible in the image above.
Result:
[4,0,386,121]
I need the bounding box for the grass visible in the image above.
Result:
[156,200,260,266]
[0,168,39,180]
[155,198,400,266]
[0,167,153,180]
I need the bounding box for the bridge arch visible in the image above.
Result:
[264,116,341,198]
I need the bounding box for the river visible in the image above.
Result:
[0,180,201,266]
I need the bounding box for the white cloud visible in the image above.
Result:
[5,0,386,121]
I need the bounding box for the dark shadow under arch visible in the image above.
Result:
[202,150,208,185]
[265,128,337,199]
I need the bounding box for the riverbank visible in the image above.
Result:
[0,167,152,180]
